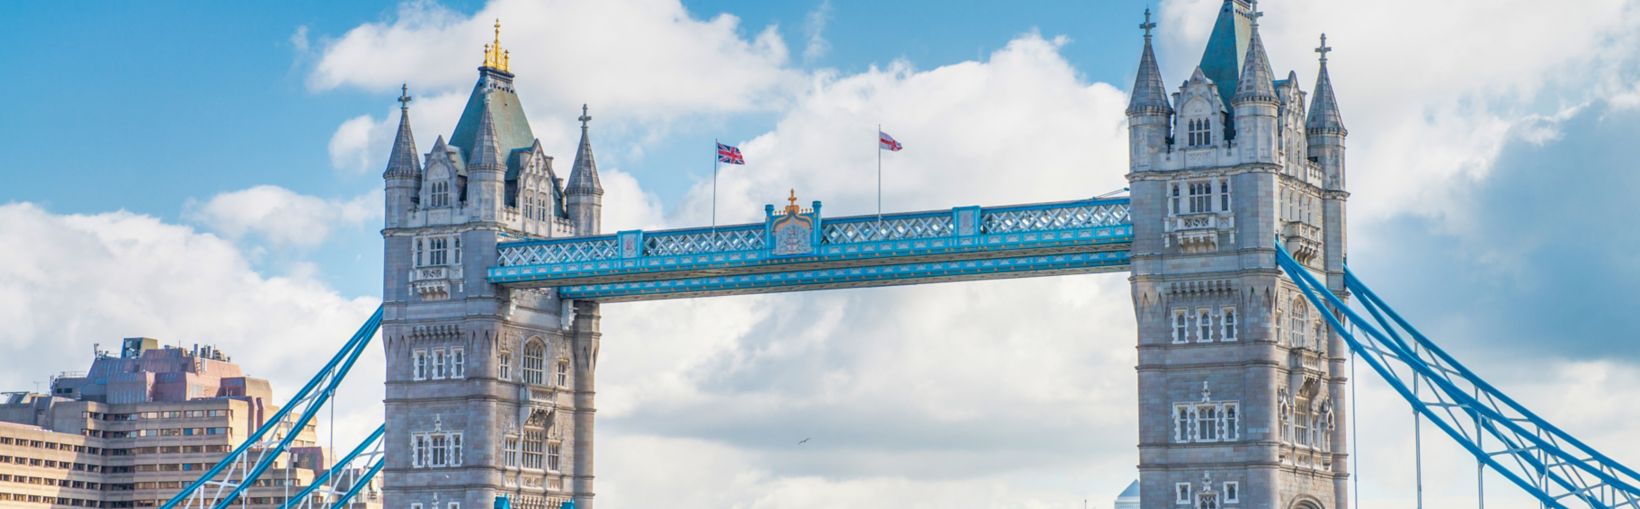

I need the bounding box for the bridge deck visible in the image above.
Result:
[489,197,1133,301]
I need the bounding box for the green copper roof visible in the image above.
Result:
[449,69,535,175]
[1199,0,1252,113]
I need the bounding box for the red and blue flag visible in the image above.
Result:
[717,142,745,165]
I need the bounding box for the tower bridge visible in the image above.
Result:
[163,3,1640,509]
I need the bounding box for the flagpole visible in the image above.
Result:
[712,138,719,229]
[876,123,883,236]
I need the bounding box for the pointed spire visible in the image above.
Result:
[385,83,421,177]
[1233,0,1277,105]
[1307,33,1346,136]
[1126,9,1173,117]
[566,104,603,196]
[467,99,506,170]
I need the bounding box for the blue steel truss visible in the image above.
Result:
[490,197,1132,300]
[281,424,385,509]
[1276,246,1640,508]
[163,307,383,509]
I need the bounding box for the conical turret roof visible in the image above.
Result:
[385,85,421,177]
[1127,14,1173,117]
[1307,36,1346,136]
[467,101,507,171]
[566,104,603,196]
[1233,23,1277,105]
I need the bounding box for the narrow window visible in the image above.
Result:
[523,340,546,385]
[1197,309,1213,343]
[412,434,427,468]
[1174,405,1191,443]
[449,433,462,467]
[430,434,447,467]
[1219,179,1230,212]
[1223,482,1239,504]
[1197,405,1219,442]
[412,350,428,381]
[1274,308,1284,346]
[1176,483,1192,504]
[556,360,570,387]
[1172,309,1188,344]
[498,350,512,380]
[453,236,462,265]
[547,441,561,472]
[1170,183,1182,215]
[1224,403,1239,441]
[431,348,446,380]
[1291,299,1308,347]
[449,503,461,509]
[503,436,520,467]
[1221,308,1237,342]
[429,238,449,266]
[451,348,465,379]
[412,504,424,509]
[414,239,425,267]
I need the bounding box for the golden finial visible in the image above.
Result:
[784,189,802,215]
[483,19,509,72]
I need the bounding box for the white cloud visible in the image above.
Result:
[184,185,379,248]
[0,203,384,445]
[313,0,802,174]
[802,0,832,64]
[1157,0,1640,223]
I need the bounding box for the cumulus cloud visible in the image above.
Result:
[184,185,379,248]
[0,203,384,444]
[1158,0,1640,223]
[315,0,802,174]
[802,0,832,64]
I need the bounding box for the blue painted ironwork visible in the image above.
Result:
[281,424,386,509]
[1276,246,1640,508]
[559,250,1131,301]
[163,307,384,509]
[489,197,1132,298]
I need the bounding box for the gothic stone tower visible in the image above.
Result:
[381,22,605,509]
[1126,2,1350,508]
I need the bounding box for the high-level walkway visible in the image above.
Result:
[489,196,1133,301]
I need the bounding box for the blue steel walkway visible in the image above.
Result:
[489,196,1133,301]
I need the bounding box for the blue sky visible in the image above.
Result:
[4,0,1640,507]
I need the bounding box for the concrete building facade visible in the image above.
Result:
[0,338,377,508]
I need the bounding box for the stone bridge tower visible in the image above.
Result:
[1126,2,1350,508]
[380,21,603,509]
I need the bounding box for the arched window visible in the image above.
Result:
[523,338,546,385]
[1290,298,1308,347]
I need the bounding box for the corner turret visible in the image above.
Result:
[384,84,421,228]
[1307,34,1347,191]
[1232,1,1278,163]
[565,104,604,235]
[1126,9,1173,172]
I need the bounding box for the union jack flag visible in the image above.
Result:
[716,142,745,164]
[879,131,903,152]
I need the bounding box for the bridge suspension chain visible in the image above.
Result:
[162,307,384,509]
[1276,246,1640,508]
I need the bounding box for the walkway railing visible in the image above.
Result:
[490,197,1132,289]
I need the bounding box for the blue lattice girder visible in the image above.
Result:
[1276,246,1640,509]
[489,197,1132,292]
[556,250,1131,302]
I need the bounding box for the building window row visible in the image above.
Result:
[1174,482,1239,507]
[414,235,462,268]
[1171,307,1237,344]
[411,432,462,469]
[1172,402,1240,443]
[0,491,104,507]
[412,347,466,381]
[1169,178,1232,216]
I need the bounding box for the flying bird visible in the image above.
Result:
[798,438,811,445]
